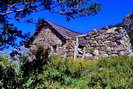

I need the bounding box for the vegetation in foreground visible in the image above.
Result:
[0,55,133,89]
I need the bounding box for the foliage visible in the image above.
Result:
[0,22,30,50]
[88,56,133,89]
[0,0,101,20]
[0,54,133,89]
[20,56,133,89]
[0,54,22,89]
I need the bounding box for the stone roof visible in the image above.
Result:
[45,20,94,47]
[45,20,81,40]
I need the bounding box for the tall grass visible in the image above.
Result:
[0,55,133,89]
[32,55,133,89]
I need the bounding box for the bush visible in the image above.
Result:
[25,55,133,89]
[0,55,22,89]
[87,55,133,89]
[0,54,133,89]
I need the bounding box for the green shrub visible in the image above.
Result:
[27,55,133,89]
[0,55,21,89]
[0,54,133,89]
[87,55,133,89]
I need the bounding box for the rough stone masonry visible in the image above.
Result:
[28,13,133,59]
[78,26,132,59]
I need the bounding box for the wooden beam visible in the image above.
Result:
[74,36,79,59]
[74,34,87,59]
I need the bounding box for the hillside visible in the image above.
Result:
[0,54,133,89]
[22,56,133,89]
[0,13,133,89]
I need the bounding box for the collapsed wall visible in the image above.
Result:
[123,13,133,30]
[28,13,133,59]
[29,25,133,59]
[78,26,132,59]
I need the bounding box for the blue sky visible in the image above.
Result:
[9,0,133,34]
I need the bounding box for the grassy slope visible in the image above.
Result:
[25,56,133,89]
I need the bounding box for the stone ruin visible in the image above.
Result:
[77,26,132,59]
[27,13,133,59]
[123,13,133,30]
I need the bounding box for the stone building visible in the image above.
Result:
[28,16,133,59]
[28,19,80,58]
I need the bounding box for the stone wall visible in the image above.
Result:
[123,13,133,30]
[123,13,133,49]
[29,17,133,59]
[65,39,75,58]
[29,27,75,58]
[29,28,63,55]
[80,26,132,59]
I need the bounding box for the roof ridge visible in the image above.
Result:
[44,19,81,34]
[42,19,81,40]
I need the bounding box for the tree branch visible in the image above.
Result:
[0,9,24,16]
